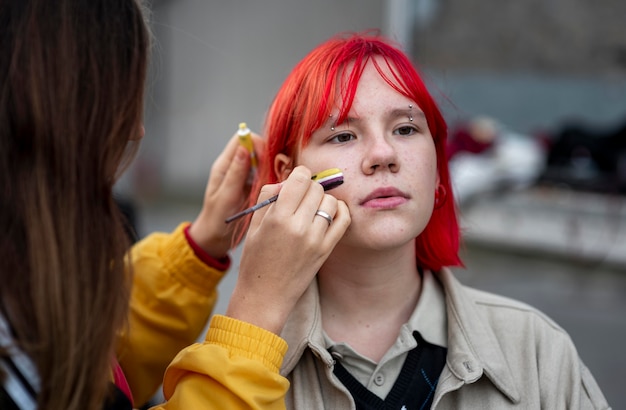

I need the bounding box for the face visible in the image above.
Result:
[277,59,439,252]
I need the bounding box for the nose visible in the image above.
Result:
[362,135,399,174]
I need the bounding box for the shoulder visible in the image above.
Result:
[456,283,587,378]
[438,268,575,350]
[468,286,565,328]
[436,269,610,408]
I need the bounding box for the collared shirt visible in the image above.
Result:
[325,270,447,398]
[280,268,609,409]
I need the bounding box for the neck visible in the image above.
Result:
[318,242,422,361]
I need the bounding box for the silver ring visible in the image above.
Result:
[314,209,333,226]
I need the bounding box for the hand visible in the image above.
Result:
[187,131,264,259]
[226,166,351,334]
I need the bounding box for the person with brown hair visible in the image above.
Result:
[0,0,149,407]
[0,1,345,409]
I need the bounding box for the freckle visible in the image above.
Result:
[366,324,370,328]
[257,275,261,279]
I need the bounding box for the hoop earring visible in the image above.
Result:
[434,184,447,209]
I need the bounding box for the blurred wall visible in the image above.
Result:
[128,0,384,201]
[127,0,626,201]
[412,0,626,136]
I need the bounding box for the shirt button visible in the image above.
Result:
[374,373,385,386]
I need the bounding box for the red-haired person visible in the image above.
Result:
[166,32,609,409]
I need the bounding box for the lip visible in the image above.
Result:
[360,187,411,209]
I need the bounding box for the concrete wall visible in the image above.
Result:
[410,0,626,142]
[412,0,626,76]
[126,0,384,200]
[124,0,626,201]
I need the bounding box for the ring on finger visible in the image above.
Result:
[314,209,333,226]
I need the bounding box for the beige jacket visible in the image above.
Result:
[280,268,610,409]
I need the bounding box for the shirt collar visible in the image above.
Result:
[280,267,521,405]
[281,279,333,375]
[406,269,448,348]
[281,270,448,373]
[323,269,448,365]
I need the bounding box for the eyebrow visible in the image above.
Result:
[333,108,426,126]
[389,108,426,121]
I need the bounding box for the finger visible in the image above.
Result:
[272,166,315,216]
[215,145,252,204]
[248,183,282,231]
[320,200,351,250]
[206,133,243,193]
[311,194,338,229]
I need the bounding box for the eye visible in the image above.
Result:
[394,125,418,137]
[329,132,356,143]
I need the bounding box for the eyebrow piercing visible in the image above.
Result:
[409,104,413,122]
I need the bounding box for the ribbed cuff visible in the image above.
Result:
[206,315,288,374]
[183,224,231,271]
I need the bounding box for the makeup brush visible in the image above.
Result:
[225,168,343,223]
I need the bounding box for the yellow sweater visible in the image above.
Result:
[117,223,289,409]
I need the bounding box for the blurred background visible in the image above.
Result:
[120,0,626,407]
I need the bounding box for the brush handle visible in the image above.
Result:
[224,195,278,223]
[224,171,343,224]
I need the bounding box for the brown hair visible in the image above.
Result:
[0,0,150,408]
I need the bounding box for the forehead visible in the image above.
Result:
[332,59,417,117]
[298,55,425,149]
[332,57,412,113]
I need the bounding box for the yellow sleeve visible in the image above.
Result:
[117,223,226,406]
[153,315,289,410]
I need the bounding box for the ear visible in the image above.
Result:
[274,153,294,182]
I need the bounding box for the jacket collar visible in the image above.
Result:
[436,268,521,403]
[280,268,521,403]
[281,279,334,375]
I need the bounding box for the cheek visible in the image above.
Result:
[404,144,436,169]
[403,154,438,192]
[298,149,356,176]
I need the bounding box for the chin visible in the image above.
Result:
[345,214,424,246]
[350,228,421,252]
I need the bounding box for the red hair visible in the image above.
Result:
[250,31,462,271]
